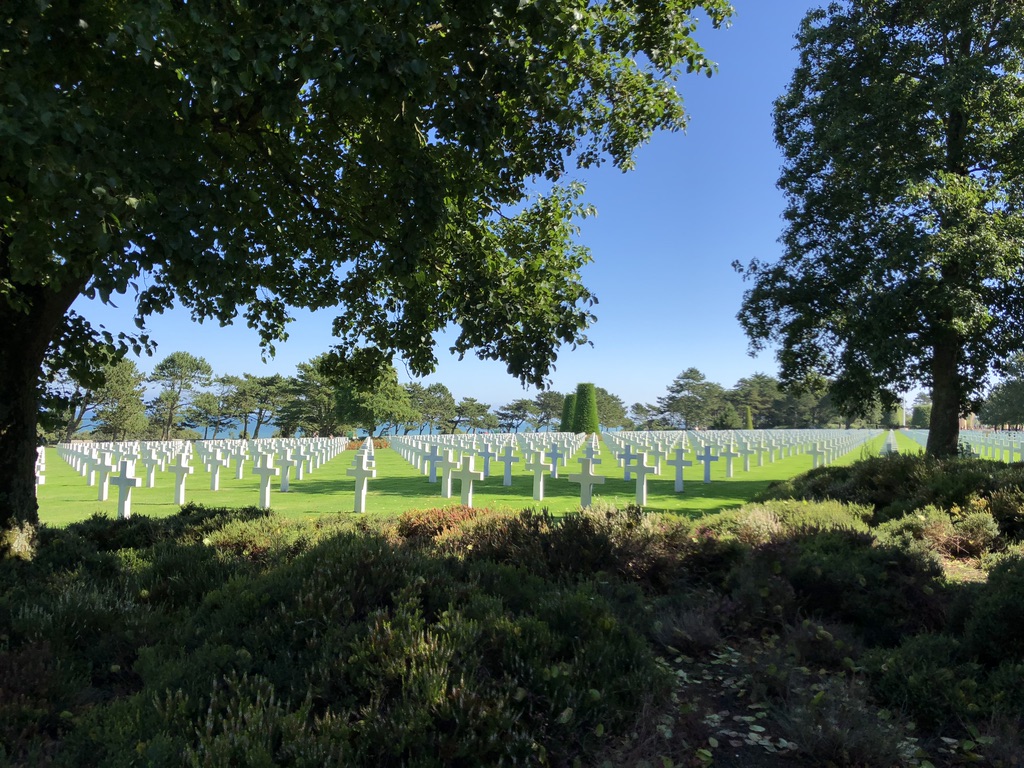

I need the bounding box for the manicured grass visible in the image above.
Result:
[38,432,896,526]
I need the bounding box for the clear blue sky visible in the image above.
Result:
[73,2,820,408]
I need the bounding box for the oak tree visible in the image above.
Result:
[736,0,1024,456]
[2,0,731,528]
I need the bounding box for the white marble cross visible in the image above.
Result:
[278,450,296,492]
[809,442,827,468]
[96,452,115,501]
[496,444,520,487]
[169,455,194,506]
[140,451,161,488]
[617,444,639,481]
[666,447,692,493]
[720,443,740,479]
[633,453,657,505]
[453,454,485,507]
[547,443,565,478]
[110,460,142,520]
[737,442,755,472]
[696,445,719,484]
[207,449,225,491]
[424,444,444,483]
[252,454,280,509]
[524,451,552,501]
[568,458,605,507]
[438,450,460,499]
[477,442,496,479]
[346,451,376,513]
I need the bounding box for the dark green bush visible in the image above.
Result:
[741,530,946,646]
[866,633,983,729]
[990,486,1024,539]
[757,454,1024,525]
[965,557,1024,664]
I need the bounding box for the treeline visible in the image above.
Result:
[40,353,633,442]
[41,357,912,444]
[629,368,912,431]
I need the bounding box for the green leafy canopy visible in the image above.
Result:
[736,0,1024,455]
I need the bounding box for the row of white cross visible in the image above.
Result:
[912,429,1024,461]
[55,437,348,518]
[382,429,881,512]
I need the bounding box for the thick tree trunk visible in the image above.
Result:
[0,284,79,531]
[927,337,962,457]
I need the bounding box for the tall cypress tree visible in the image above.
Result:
[559,393,577,432]
[572,383,601,435]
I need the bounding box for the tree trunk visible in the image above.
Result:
[0,283,80,531]
[927,337,962,457]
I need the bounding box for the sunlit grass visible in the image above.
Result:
[38,432,895,526]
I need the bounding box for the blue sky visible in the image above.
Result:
[73,2,819,409]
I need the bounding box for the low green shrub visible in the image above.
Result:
[965,557,1024,664]
[990,486,1024,540]
[866,633,983,729]
[738,529,946,646]
[757,454,1024,525]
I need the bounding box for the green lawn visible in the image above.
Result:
[38,432,899,526]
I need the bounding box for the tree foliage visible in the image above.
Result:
[736,0,1024,456]
[572,383,601,435]
[532,390,565,432]
[0,0,732,527]
[91,359,147,441]
[559,393,577,432]
[657,368,725,429]
[148,352,213,439]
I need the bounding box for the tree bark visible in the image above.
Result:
[0,284,80,531]
[926,336,962,457]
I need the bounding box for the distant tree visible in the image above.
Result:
[421,383,457,435]
[712,402,743,430]
[41,370,99,442]
[728,373,781,428]
[980,373,1024,429]
[911,404,933,429]
[629,402,669,431]
[149,352,213,439]
[745,405,754,431]
[92,360,148,441]
[594,387,629,429]
[559,394,577,432]
[496,399,537,432]
[657,368,725,429]
[336,365,417,436]
[275,356,345,437]
[449,397,490,434]
[243,374,288,438]
[478,412,500,433]
[533,390,565,432]
[182,391,222,440]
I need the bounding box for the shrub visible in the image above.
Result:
[866,633,983,729]
[990,487,1024,540]
[774,677,908,767]
[746,529,946,646]
[948,511,1002,558]
[965,557,1024,664]
[396,505,494,540]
